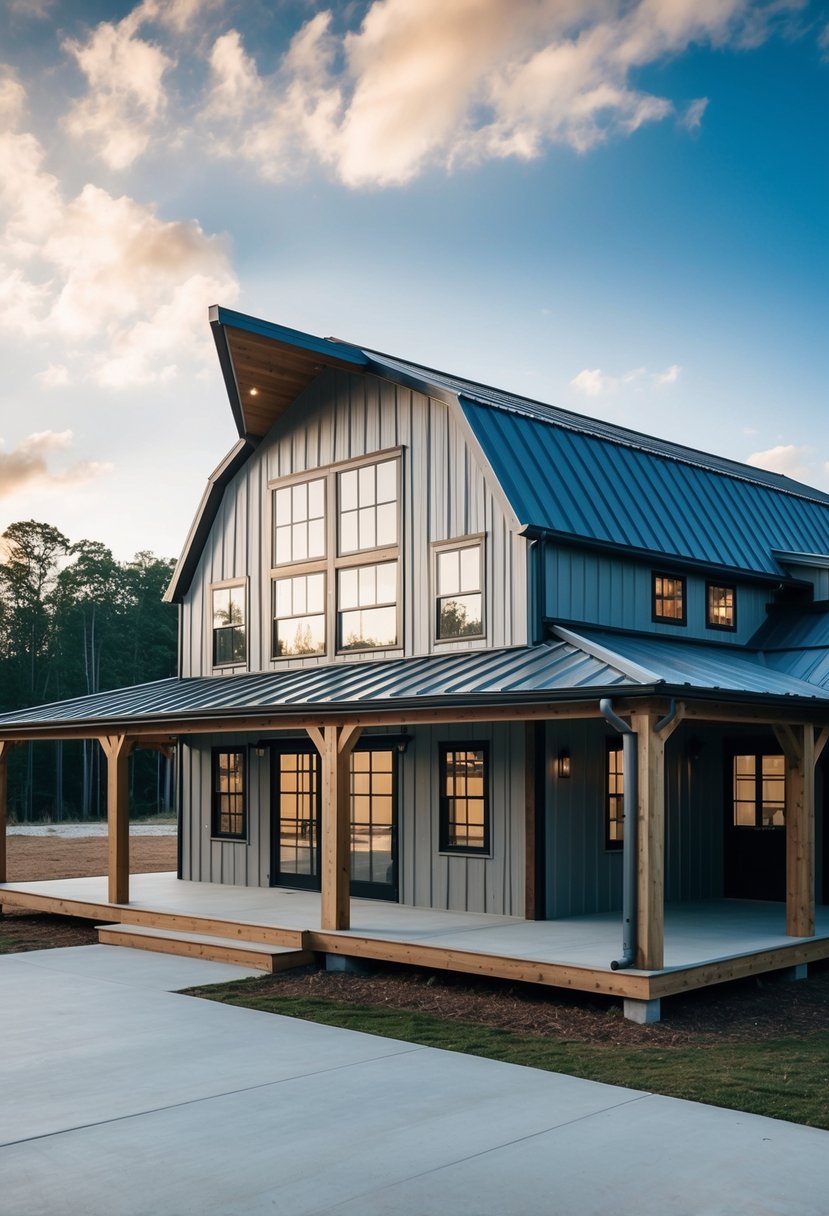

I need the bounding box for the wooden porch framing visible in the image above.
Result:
[1,693,828,997]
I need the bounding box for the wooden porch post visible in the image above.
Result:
[100,734,131,904]
[630,712,665,970]
[0,741,11,885]
[775,724,819,938]
[308,724,362,931]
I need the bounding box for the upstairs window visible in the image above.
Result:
[273,477,326,565]
[273,572,326,656]
[211,584,246,666]
[338,561,398,650]
[439,744,490,854]
[338,459,398,554]
[707,583,736,631]
[211,749,246,839]
[733,752,785,828]
[652,573,686,624]
[606,742,624,850]
[436,540,483,640]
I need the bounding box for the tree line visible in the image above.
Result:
[0,520,178,822]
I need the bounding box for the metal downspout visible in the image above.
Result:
[600,699,638,970]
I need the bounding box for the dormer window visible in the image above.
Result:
[211,583,247,666]
[652,573,686,625]
[707,583,736,631]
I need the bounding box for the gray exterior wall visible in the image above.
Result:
[544,544,773,643]
[180,721,526,917]
[180,369,528,678]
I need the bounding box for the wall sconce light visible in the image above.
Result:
[557,748,571,779]
[255,747,266,758]
[396,727,410,755]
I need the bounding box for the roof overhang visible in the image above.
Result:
[210,306,369,440]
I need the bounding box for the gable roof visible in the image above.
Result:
[167,307,829,601]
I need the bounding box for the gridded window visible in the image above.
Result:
[277,751,319,877]
[338,459,398,554]
[212,585,246,666]
[439,744,489,853]
[436,542,483,639]
[707,583,736,631]
[273,572,326,657]
[350,749,394,886]
[652,573,686,624]
[212,750,246,838]
[273,477,326,566]
[607,742,624,849]
[338,561,398,650]
[733,753,785,828]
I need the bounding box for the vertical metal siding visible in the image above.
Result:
[545,545,772,644]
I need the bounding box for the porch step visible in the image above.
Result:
[97,923,315,973]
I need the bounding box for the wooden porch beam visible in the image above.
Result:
[631,712,665,970]
[815,726,829,763]
[99,734,131,904]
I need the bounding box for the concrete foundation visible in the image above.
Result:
[623,997,662,1024]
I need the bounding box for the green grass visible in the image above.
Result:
[196,984,829,1130]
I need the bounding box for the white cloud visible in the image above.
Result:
[199,0,804,187]
[571,362,680,395]
[681,97,708,133]
[0,79,239,387]
[0,430,110,498]
[570,368,615,396]
[35,363,70,388]
[745,443,817,485]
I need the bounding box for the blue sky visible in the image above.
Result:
[0,0,827,561]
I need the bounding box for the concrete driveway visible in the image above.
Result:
[1,945,827,1215]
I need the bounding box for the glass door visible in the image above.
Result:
[350,748,398,900]
[272,749,321,889]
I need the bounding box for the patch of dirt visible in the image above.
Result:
[1,835,177,954]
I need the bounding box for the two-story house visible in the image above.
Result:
[2,305,829,1022]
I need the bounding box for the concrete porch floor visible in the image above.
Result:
[3,871,829,1010]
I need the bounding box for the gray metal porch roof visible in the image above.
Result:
[1,633,828,737]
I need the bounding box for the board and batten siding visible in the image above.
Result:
[180,369,528,677]
[544,720,724,918]
[544,544,772,643]
[181,722,526,917]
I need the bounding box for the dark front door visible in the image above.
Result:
[270,744,398,901]
[724,747,786,900]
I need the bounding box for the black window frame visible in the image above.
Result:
[651,571,687,625]
[211,747,247,840]
[706,581,737,632]
[728,744,786,830]
[606,738,624,851]
[438,742,491,855]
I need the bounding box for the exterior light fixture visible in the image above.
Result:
[249,387,259,396]
[396,727,410,755]
[557,748,571,779]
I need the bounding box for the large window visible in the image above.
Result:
[733,752,785,828]
[212,749,246,839]
[436,540,483,640]
[652,573,686,624]
[338,561,398,650]
[270,454,401,659]
[211,584,246,667]
[273,477,326,566]
[350,749,395,888]
[338,459,398,554]
[707,583,736,631]
[273,572,326,656]
[439,744,490,854]
[606,742,624,849]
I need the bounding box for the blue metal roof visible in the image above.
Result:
[750,607,829,690]
[554,627,829,700]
